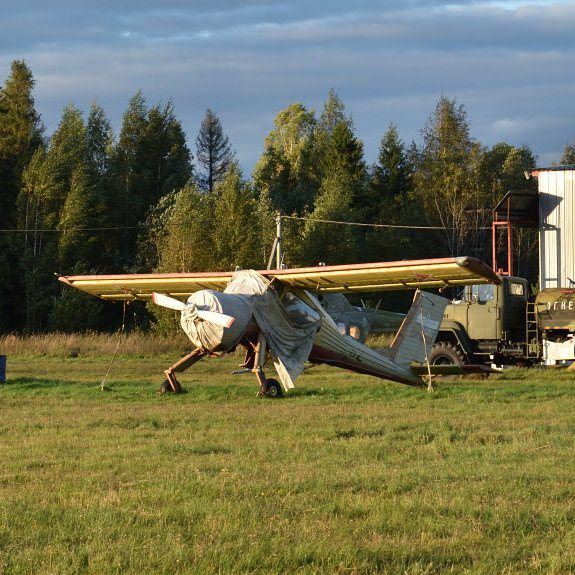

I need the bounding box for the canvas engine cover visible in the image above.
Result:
[180,290,253,352]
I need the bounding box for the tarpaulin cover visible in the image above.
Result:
[180,270,321,390]
[180,290,253,353]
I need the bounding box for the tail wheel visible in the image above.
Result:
[429,342,465,366]
[265,378,284,398]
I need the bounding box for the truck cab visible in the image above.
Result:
[431,276,530,365]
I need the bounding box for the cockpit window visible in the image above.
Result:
[469,284,495,303]
[509,282,524,297]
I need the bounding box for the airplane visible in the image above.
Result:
[58,256,500,397]
[316,292,405,342]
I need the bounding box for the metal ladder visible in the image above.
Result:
[525,301,539,358]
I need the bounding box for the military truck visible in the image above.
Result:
[430,275,575,367]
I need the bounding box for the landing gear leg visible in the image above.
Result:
[160,348,207,394]
[251,335,283,398]
[252,334,268,396]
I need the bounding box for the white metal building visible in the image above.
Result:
[535,167,575,289]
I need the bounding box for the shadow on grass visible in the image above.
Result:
[2,377,68,389]
[0,377,158,402]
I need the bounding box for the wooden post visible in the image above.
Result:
[276,213,282,270]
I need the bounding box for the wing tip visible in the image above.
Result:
[454,256,501,284]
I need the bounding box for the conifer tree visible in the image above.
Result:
[324,121,365,183]
[86,101,113,178]
[50,109,112,334]
[365,124,415,261]
[18,105,88,330]
[299,120,366,265]
[0,60,43,225]
[212,163,261,270]
[484,144,537,277]
[315,89,350,169]
[84,102,117,269]
[43,104,88,217]
[57,166,99,268]
[371,124,412,214]
[110,92,147,266]
[0,60,43,330]
[318,89,349,136]
[141,102,192,206]
[324,120,367,219]
[111,94,192,269]
[195,109,234,193]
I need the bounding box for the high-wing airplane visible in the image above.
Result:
[59,257,500,397]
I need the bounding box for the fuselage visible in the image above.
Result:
[299,291,422,386]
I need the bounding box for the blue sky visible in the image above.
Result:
[1,0,574,171]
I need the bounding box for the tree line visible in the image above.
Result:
[1,60,562,333]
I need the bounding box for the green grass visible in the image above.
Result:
[1,352,575,574]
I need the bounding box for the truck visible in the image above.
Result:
[430,275,575,367]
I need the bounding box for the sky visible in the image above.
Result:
[1,0,574,172]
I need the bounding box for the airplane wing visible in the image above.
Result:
[58,257,499,302]
[268,257,500,293]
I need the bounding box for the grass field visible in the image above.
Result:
[1,340,575,574]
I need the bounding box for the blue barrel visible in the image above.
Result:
[0,355,5,383]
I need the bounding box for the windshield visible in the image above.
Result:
[469,284,495,303]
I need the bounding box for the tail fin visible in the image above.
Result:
[388,290,448,367]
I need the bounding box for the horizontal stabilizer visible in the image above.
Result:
[411,364,496,376]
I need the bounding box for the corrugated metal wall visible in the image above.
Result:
[539,169,575,289]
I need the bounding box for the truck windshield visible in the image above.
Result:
[469,284,495,303]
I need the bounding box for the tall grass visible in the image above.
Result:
[1,332,395,359]
[0,332,191,358]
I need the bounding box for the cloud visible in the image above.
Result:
[1,0,574,170]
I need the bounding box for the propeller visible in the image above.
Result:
[151,292,236,328]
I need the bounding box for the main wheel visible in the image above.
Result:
[159,377,183,394]
[159,379,171,394]
[429,342,465,366]
[265,378,284,398]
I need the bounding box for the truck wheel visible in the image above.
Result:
[429,342,465,366]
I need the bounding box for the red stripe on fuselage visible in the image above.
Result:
[308,345,421,386]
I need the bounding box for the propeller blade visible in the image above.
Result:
[196,310,236,328]
[152,292,235,328]
[151,292,186,311]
